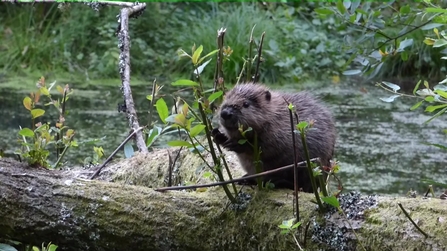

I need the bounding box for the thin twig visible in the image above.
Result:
[155,158,318,192]
[89,126,145,179]
[253,32,265,83]
[398,203,430,238]
[285,99,300,223]
[214,28,226,92]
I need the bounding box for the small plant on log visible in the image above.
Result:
[16,77,77,169]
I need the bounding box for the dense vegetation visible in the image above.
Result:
[1,2,447,88]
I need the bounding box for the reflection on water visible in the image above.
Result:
[0,81,445,195]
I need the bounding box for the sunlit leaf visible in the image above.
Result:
[417,88,435,97]
[423,38,435,46]
[296,121,308,130]
[192,45,203,65]
[433,39,447,48]
[172,79,199,86]
[177,48,190,58]
[425,7,447,13]
[190,124,206,137]
[435,89,447,99]
[123,142,134,158]
[194,58,212,75]
[40,87,50,96]
[380,95,400,103]
[434,84,447,91]
[0,243,19,251]
[31,108,45,119]
[410,100,424,111]
[19,128,34,137]
[155,98,169,124]
[397,39,413,52]
[342,69,362,75]
[208,91,223,103]
[381,81,401,92]
[167,140,193,147]
[425,104,447,113]
[23,96,32,111]
[314,8,333,15]
[413,80,422,95]
[420,23,444,30]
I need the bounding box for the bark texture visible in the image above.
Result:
[0,155,446,251]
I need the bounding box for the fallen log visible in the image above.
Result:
[0,151,446,251]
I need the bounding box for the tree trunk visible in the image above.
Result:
[0,155,446,251]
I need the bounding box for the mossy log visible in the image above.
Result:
[0,150,446,251]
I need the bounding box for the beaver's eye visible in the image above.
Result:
[242,101,250,108]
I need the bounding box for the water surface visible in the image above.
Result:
[1,80,445,196]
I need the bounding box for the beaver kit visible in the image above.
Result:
[212,82,336,192]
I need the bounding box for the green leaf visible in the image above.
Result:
[177,48,190,58]
[400,5,410,14]
[336,0,346,14]
[23,96,32,110]
[435,89,447,99]
[198,49,219,64]
[146,126,161,148]
[190,124,206,137]
[322,195,340,208]
[425,104,447,113]
[238,139,247,145]
[208,91,223,103]
[400,51,408,61]
[40,87,50,96]
[413,80,422,95]
[31,108,45,119]
[146,94,153,101]
[192,45,203,65]
[425,7,447,13]
[172,79,199,86]
[19,128,34,137]
[47,244,58,251]
[424,107,447,124]
[155,98,169,124]
[424,143,447,151]
[423,38,435,46]
[410,100,424,111]
[296,121,308,130]
[314,8,334,15]
[167,140,193,148]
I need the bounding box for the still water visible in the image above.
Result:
[0,80,445,196]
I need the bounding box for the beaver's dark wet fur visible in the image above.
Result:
[212,82,336,192]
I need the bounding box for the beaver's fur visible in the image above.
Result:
[212,82,336,192]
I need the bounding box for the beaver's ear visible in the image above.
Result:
[264,91,271,101]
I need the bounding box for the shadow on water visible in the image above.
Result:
[0,80,446,196]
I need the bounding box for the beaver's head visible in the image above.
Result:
[219,83,272,132]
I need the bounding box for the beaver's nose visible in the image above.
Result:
[220,107,234,120]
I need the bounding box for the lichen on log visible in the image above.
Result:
[0,149,446,251]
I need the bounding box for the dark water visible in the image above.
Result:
[1,81,446,196]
